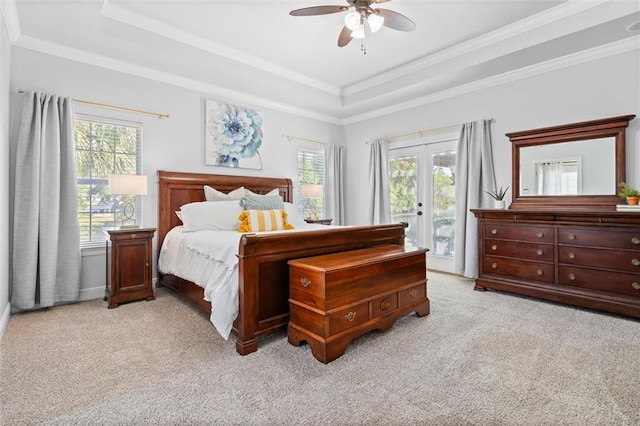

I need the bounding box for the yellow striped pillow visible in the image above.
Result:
[238,209,294,232]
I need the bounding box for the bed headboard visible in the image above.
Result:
[157,170,294,250]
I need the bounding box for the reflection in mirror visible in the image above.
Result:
[519,138,615,196]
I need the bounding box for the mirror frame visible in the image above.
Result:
[509,115,636,211]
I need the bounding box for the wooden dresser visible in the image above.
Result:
[287,245,429,363]
[472,210,640,318]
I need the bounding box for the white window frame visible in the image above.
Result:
[297,145,325,219]
[74,114,143,249]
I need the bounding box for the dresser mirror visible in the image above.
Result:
[509,115,635,211]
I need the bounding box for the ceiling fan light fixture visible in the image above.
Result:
[367,13,384,33]
[351,25,365,39]
[344,11,361,30]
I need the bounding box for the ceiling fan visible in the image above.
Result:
[289,0,416,49]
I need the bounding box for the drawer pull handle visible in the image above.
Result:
[380,299,390,310]
[409,289,418,298]
[345,311,357,322]
[491,262,498,269]
[569,273,576,281]
[301,277,311,288]
[536,269,544,276]
[491,229,498,235]
[536,249,543,256]
[536,232,544,238]
[491,245,497,251]
[568,252,576,260]
[633,259,640,267]
[632,238,640,245]
[568,233,576,241]
[632,282,640,290]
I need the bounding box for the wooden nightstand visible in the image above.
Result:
[105,228,156,309]
[304,218,333,225]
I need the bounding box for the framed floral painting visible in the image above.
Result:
[204,100,263,169]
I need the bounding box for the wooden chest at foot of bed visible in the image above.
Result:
[287,245,430,364]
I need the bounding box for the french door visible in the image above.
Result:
[388,140,457,273]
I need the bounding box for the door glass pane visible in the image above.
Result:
[389,156,417,249]
[432,150,456,257]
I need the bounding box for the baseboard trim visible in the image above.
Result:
[0,301,11,340]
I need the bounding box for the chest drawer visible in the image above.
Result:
[485,256,554,283]
[485,239,553,262]
[558,246,640,273]
[327,303,370,335]
[371,293,399,319]
[558,266,640,298]
[484,224,553,243]
[559,228,640,250]
[399,284,427,308]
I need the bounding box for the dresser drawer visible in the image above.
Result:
[398,284,427,308]
[485,239,553,262]
[485,256,554,283]
[484,224,553,243]
[327,303,370,335]
[558,246,640,273]
[559,228,640,250]
[558,266,640,298]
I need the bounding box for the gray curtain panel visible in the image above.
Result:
[454,120,497,278]
[12,92,81,309]
[368,138,391,225]
[325,144,346,225]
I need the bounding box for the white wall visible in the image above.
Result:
[344,49,640,225]
[0,9,11,335]
[9,48,343,301]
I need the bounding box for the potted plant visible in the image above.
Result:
[618,182,640,205]
[485,185,509,209]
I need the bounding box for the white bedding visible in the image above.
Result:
[158,224,330,339]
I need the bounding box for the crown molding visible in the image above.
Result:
[0,0,21,42]
[342,36,639,125]
[12,35,343,125]
[343,0,611,97]
[100,0,341,97]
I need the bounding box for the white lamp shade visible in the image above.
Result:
[344,11,361,30]
[300,184,324,198]
[109,174,148,195]
[351,25,366,39]
[368,13,384,33]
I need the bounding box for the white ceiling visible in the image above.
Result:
[3,0,640,124]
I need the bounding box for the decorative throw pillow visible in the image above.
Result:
[244,188,280,197]
[283,202,307,227]
[204,185,245,201]
[238,209,294,232]
[180,200,243,232]
[240,194,285,210]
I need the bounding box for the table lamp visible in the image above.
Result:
[108,174,148,229]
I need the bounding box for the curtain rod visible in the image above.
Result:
[284,134,325,145]
[365,117,495,143]
[17,89,169,119]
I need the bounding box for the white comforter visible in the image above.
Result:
[158,224,328,339]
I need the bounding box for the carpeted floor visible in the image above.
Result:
[1,271,639,425]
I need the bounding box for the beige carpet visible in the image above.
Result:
[1,272,639,425]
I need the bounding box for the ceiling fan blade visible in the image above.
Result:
[371,0,391,3]
[377,9,416,32]
[290,6,347,16]
[338,26,353,47]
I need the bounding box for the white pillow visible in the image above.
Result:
[180,200,243,232]
[284,202,307,227]
[244,188,279,197]
[204,185,245,202]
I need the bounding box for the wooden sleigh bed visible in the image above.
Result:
[157,170,407,356]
